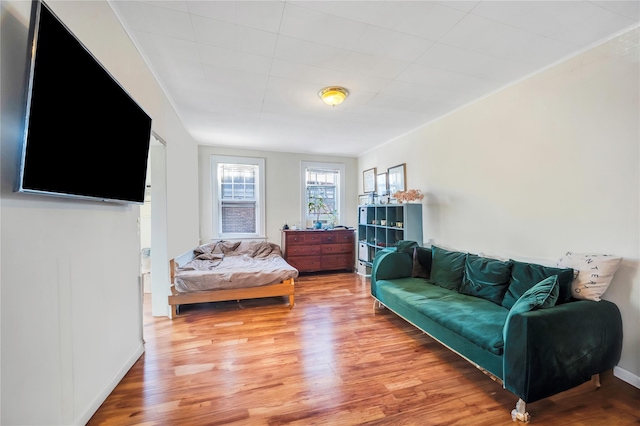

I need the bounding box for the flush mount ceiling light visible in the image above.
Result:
[319,86,349,107]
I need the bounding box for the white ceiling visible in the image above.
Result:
[112,1,639,157]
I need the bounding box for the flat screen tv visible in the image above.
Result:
[17,0,152,204]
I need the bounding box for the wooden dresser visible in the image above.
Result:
[281,229,355,273]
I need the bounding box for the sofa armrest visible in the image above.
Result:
[371,250,412,298]
[503,299,622,403]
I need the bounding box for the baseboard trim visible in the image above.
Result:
[76,341,145,425]
[614,366,640,389]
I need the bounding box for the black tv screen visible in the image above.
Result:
[17,0,152,204]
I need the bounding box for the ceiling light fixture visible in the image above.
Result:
[319,86,349,107]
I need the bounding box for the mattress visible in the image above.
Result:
[174,240,299,293]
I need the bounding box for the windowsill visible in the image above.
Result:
[214,235,266,241]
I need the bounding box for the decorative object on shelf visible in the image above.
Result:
[377,172,388,195]
[388,163,406,194]
[363,167,376,193]
[308,195,337,229]
[318,86,349,107]
[392,189,424,203]
[358,194,369,205]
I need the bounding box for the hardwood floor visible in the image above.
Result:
[88,273,640,425]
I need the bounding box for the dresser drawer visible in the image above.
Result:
[304,233,323,244]
[287,245,321,256]
[321,254,353,270]
[287,256,321,272]
[286,233,306,245]
[321,243,353,255]
[322,231,354,244]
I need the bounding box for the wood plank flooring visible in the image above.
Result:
[88,273,640,425]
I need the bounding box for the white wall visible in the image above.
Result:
[359,27,640,386]
[0,1,200,424]
[140,201,152,250]
[198,146,358,246]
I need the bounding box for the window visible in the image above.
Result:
[211,156,265,238]
[302,162,345,227]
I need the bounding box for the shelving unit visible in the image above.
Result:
[357,203,423,270]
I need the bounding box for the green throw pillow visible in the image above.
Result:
[396,240,419,254]
[503,275,559,342]
[411,246,432,278]
[430,245,467,291]
[502,260,574,309]
[459,254,513,305]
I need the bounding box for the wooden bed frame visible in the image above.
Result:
[168,250,295,317]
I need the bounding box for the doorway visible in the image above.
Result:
[139,134,170,325]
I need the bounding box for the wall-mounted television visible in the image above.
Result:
[16,0,152,204]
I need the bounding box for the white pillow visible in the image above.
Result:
[557,252,622,301]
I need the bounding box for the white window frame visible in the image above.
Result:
[211,155,265,239]
[301,161,345,228]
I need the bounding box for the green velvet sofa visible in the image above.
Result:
[370,242,623,422]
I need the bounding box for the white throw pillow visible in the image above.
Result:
[557,252,622,301]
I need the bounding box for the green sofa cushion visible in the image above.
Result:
[502,260,574,309]
[376,277,508,355]
[430,246,467,291]
[459,254,513,305]
[396,240,419,254]
[503,275,559,343]
[411,246,432,278]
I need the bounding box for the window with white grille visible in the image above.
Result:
[302,162,344,227]
[211,156,265,238]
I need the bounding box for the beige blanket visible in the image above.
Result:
[174,241,298,293]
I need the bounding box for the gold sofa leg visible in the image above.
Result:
[372,299,385,313]
[511,398,530,423]
[592,373,601,389]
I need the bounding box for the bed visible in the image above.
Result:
[168,240,298,317]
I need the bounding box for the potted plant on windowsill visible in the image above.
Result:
[308,196,337,229]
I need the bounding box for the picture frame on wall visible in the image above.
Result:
[377,172,388,195]
[363,167,376,193]
[388,163,406,195]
